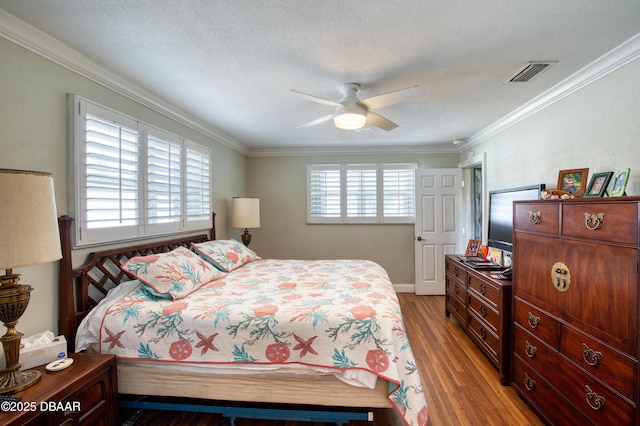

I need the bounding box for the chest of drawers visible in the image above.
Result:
[445,255,512,384]
[512,198,640,425]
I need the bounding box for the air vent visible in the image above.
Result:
[506,61,556,83]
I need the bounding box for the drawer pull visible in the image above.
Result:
[585,385,606,410]
[454,284,460,294]
[524,373,536,391]
[529,211,541,225]
[479,283,486,295]
[479,327,486,340]
[551,262,571,292]
[525,340,537,358]
[479,305,487,317]
[454,267,460,276]
[584,212,604,230]
[527,312,540,329]
[453,300,459,311]
[582,343,602,366]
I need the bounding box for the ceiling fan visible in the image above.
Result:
[291,83,424,131]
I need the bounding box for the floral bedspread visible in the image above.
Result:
[98,259,428,425]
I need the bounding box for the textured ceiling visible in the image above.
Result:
[1,1,640,154]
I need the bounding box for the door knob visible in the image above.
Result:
[416,236,423,241]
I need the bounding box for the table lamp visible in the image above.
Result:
[0,169,61,393]
[231,197,260,246]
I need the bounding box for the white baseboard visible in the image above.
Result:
[393,283,415,293]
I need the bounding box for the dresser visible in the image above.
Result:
[445,255,512,385]
[0,353,118,426]
[512,198,639,425]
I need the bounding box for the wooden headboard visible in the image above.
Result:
[57,214,216,348]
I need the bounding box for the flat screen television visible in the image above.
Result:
[487,184,545,252]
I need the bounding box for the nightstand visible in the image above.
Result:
[0,352,117,425]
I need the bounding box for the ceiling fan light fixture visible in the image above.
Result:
[333,113,366,130]
[333,105,366,130]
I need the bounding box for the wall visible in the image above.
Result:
[246,153,460,284]
[462,57,640,195]
[0,38,247,339]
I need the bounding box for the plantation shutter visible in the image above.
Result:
[346,165,377,219]
[147,129,182,225]
[185,141,211,223]
[84,112,140,230]
[308,165,341,221]
[383,165,415,220]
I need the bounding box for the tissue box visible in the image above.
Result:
[19,335,67,370]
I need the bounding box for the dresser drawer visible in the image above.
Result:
[467,312,499,363]
[513,298,559,348]
[467,292,499,333]
[513,324,557,373]
[467,275,499,308]
[446,293,467,325]
[446,260,468,284]
[446,276,467,304]
[560,324,636,400]
[548,355,635,425]
[561,202,638,245]
[514,202,559,235]
[512,356,591,426]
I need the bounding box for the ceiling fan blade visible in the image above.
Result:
[366,111,398,131]
[362,85,424,110]
[296,114,334,129]
[290,90,340,106]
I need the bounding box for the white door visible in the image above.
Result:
[415,168,462,295]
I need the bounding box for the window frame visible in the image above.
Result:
[306,163,416,224]
[70,95,212,247]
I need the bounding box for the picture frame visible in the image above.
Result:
[487,247,503,265]
[557,168,589,197]
[610,168,631,197]
[465,239,481,257]
[584,172,613,198]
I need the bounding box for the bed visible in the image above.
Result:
[57,215,428,425]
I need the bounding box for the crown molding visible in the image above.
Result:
[467,31,640,147]
[0,10,249,155]
[247,143,459,157]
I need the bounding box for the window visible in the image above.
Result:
[72,96,211,246]
[307,163,416,224]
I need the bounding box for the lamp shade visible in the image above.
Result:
[0,169,61,270]
[231,197,260,229]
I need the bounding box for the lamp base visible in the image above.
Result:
[0,368,40,394]
[241,228,252,246]
[0,278,41,393]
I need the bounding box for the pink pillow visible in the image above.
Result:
[192,239,260,272]
[121,247,226,300]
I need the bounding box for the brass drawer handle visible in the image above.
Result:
[454,284,460,294]
[582,343,602,366]
[527,312,540,329]
[551,262,571,292]
[525,340,537,358]
[479,305,487,317]
[524,373,536,391]
[529,211,541,225]
[584,212,604,230]
[454,267,460,276]
[453,300,459,311]
[479,283,486,295]
[479,327,486,340]
[585,385,606,410]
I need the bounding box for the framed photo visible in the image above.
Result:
[584,172,613,198]
[465,239,481,257]
[487,247,503,265]
[557,168,589,197]
[611,168,630,197]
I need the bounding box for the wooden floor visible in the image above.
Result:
[119,294,543,426]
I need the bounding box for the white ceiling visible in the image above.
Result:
[1,1,640,155]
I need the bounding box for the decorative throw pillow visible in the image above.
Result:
[121,246,226,300]
[192,239,260,272]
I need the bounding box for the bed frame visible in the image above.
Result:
[57,215,393,424]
